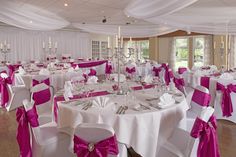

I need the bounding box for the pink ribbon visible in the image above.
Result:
[216,83,236,117]
[0,76,12,108]
[131,84,155,90]
[200,77,210,89]
[105,63,112,74]
[152,67,162,77]
[8,64,20,84]
[192,88,211,107]
[178,67,187,74]
[16,106,39,157]
[173,77,185,93]
[161,63,170,85]
[190,116,220,157]
[32,78,50,86]
[73,135,119,157]
[126,67,136,74]
[88,69,97,76]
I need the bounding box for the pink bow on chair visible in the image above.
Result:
[200,77,210,89]
[32,78,50,86]
[16,106,39,157]
[191,116,220,157]
[73,135,119,157]
[152,67,162,77]
[126,67,136,74]
[178,67,187,74]
[105,63,112,74]
[192,89,211,107]
[216,83,236,117]
[161,63,170,85]
[0,76,12,108]
[88,69,97,76]
[173,77,185,93]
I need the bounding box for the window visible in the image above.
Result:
[124,39,149,62]
[193,37,204,67]
[92,41,100,59]
[92,41,109,59]
[174,38,189,70]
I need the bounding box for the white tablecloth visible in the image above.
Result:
[56,88,188,157]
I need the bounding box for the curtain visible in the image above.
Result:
[0,26,91,62]
[203,35,213,65]
[229,36,236,68]
[169,38,176,70]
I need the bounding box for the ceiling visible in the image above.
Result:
[1,0,236,36]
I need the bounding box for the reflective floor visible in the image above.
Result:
[0,109,236,157]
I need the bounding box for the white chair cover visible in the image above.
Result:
[22,99,73,157]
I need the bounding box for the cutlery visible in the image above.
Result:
[121,106,128,114]
[82,102,91,110]
[139,103,150,110]
[145,98,159,101]
[84,102,92,110]
[118,106,124,114]
[116,106,123,114]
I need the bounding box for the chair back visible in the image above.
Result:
[73,123,119,157]
[190,85,211,115]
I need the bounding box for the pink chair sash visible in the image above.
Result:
[73,135,119,157]
[200,77,210,89]
[192,89,211,107]
[161,63,170,85]
[16,106,39,157]
[173,77,185,93]
[8,64,20,84]
[0,77,12,108]
[190,116,220,157]
[126,67,136,74]
[153,67,162,77]
[216,83,236,117]
[32,78,50,87]
[105,63,112,74]
[178,67,187,74]
[32,88,51,106]
[88,69,97,76]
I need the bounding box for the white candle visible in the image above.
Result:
[107,36,110,48]
[54,42,58,49]
[115,35,118,48]
[7,44,10,49]
[121,37,123,48]
[229,35,231,49]
[129,37,132,48]
[48,42,52,49]
[49,36,51,43]
[118,26,121,39]
[42,42,45,49]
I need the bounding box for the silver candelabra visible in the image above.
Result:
[0,41,10,63]
[43,37,58,61]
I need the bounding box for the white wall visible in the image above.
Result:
[0,26,91,62]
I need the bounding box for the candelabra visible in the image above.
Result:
[42,37,58,61]
[107,37,134,95]
[0,41,10,63]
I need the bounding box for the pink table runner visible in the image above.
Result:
[72,60,108,68]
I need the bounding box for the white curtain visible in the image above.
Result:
[169,38,176,70]
[230,36,236,68]
[0,26,91,62]
[203,35,213,65]
[73,23,176,38]
[0,1,69,30]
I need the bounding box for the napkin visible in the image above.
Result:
[0,72,8,78]
[87,76,98,84]
[220,73,234,80]
[68,67,74,72]
[70,59,75,62]
[18,66,26,75]
[63,81,73,101]
[39,68,50,75]
[158,93,175,108]
[75,65,80,70]
[92,96,112,108]
[144,75,153,84]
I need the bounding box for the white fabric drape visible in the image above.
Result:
[0,1,69,30]
[230,36,236,68]
[125,0,198,18]
[203,35,213,65]
[0,26,91,62]
[73,23,176,38]
[169,38,176,70]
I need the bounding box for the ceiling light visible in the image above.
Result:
[64,3,68,7]
[29,20,33,23]
[127,15,130,18]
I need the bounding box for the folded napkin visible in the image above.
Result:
[143,75,153,84]
[0,72,8,78]
[92,96,112,108]
[158,93,175,108]
[75,65,80,70]
[68,67,74,72]
[63,81,73,101]
[87,76,98,84]
[220,73,234,80]
[63,63,71,68]
[18,66,26,75]
[39,68,50,75]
